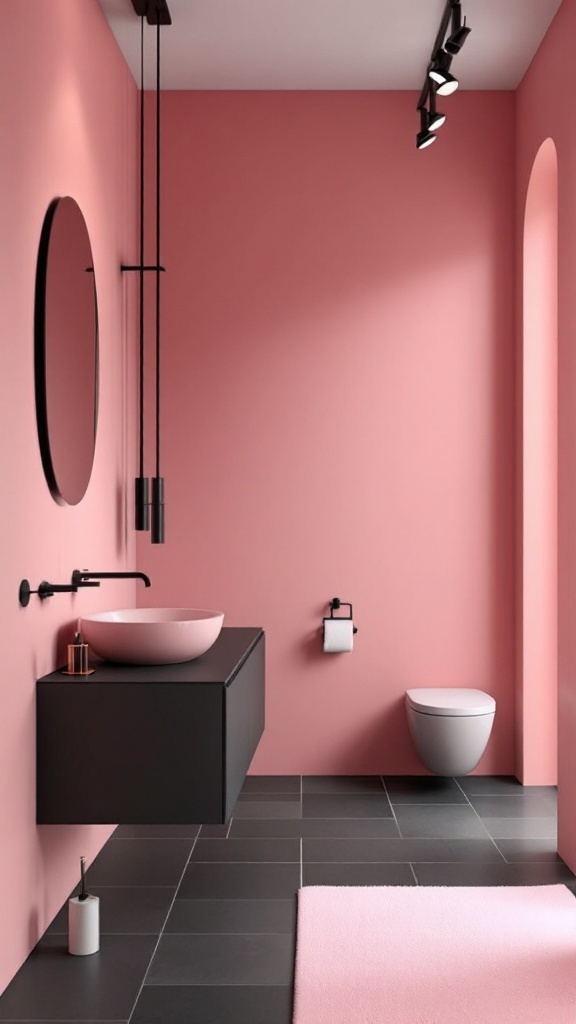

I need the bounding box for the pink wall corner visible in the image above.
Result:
[0,0,138,994]
[137,90,516,776]
[519,138,558,786]
[516,0,576,868]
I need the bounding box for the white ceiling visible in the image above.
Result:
[98,0,563,92]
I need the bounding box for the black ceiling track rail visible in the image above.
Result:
[417,0,453,111]
[129,0,172,26]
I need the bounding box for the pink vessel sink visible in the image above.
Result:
[81,608,224,665]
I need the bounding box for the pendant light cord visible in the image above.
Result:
[155,15,161,479]
[138,15,145,479]
[151,6,165,543]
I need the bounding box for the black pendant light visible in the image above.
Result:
[125,1,171,542]
[134,13,149,532]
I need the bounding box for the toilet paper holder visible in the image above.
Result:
[323,597,358,633]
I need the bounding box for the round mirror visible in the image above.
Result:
[35,196,99,505]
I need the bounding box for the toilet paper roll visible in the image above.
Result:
[68,895,99,956]
[323,618,354,653]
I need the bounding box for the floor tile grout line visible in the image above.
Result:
[136,897,296,902]
[157,930,296,936]
[298,859,508,865]
[108,838,199,844]
[380,775,404,839]
[385,801,473,806]
[126,835,198,1024]
[48,929,185,937]
[233,814,398,821]
[88,848,528,883]
[191,837,522,850]
[454,777,509,861]
[63,884,180,889]
[300,838,303,889]
[458,789,558,816]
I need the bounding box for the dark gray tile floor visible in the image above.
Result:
[0,775,571,1024]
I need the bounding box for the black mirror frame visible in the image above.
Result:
[34,197,99,506]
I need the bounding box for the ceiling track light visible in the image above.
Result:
[416,0,470,150]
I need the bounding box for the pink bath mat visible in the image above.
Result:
[292,885,576,1023]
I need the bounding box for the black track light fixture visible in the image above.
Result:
[416,0,470,150]
[416,107,437,150]
[445,2,471,55]
[429,50,459,95]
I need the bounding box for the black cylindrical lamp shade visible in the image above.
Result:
[445,3,471,55]
[135,476,150,531]
[151,476,165,544]
[428,88,446,131]
[416,107,436,150]
[429,50,458,95]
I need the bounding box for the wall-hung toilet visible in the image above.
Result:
[405,688,496,776]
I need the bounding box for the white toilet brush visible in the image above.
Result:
[68,856,100,955]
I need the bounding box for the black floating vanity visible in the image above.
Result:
[36,627,264,825]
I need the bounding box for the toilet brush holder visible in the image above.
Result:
[68,856,99,956]
[68,895,99,955]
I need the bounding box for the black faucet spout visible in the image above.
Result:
[71,569,152,588]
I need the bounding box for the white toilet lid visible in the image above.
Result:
[406,688,496,717]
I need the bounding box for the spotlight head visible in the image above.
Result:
[428,108,446,131]
[428,87,446,131]
[428,50,458,94]
[416,107,437,150]
[436,72,458,96]
[445,3,471,55]
[428,65,445,85]
[445,25,471,54]
[416,130,436,150]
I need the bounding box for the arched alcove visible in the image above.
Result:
[520,137,558,785]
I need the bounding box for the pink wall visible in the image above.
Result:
[138,91,517,775]
[516,0,576,872]
[0,0,138,995]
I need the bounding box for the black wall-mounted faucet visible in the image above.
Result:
[19,579,78,607]
[71,569,152,588]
